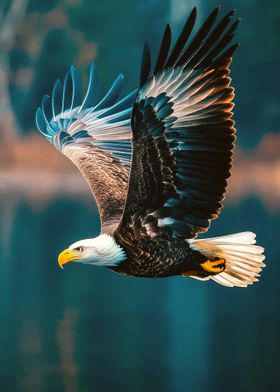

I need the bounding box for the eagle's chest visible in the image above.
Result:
[110,235,203,277]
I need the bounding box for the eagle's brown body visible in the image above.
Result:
[112,232,207,277]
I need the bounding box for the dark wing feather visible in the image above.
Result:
[117,7,239,240]
[165,7,197,68]
[175,7,221,67]
[154,24,172,73]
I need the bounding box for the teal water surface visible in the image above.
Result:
[0,196,280,391]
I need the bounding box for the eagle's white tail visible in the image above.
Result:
[189,232,265,287]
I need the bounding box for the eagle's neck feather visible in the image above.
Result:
[95,234,127,266]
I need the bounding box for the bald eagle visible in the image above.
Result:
[36,7,265,287]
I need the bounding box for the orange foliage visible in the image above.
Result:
[1,133,280,210]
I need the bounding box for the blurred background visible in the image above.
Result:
[0,0,279,391]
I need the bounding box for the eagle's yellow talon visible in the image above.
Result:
[201,257,226,275]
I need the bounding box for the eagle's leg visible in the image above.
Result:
[200,257,226,275]
[181,257,226,278]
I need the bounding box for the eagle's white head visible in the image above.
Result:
[58,234,126,269]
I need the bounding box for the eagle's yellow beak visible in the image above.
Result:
[58,249,80,269]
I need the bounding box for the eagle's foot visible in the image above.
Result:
[200,257,226,275]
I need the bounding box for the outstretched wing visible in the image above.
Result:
[36,63,136,233]
[117,7,239,240]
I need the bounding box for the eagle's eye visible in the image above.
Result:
[75,246,84,253]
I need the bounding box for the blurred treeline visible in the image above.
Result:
[0,0,279,147]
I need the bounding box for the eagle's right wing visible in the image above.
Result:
[36,63,136,233]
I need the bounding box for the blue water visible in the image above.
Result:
[0,196,280,391]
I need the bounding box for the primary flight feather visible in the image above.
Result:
[36,7,265,287]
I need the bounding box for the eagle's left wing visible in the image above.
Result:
[117,7,239,240]
[36,63,136,232]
